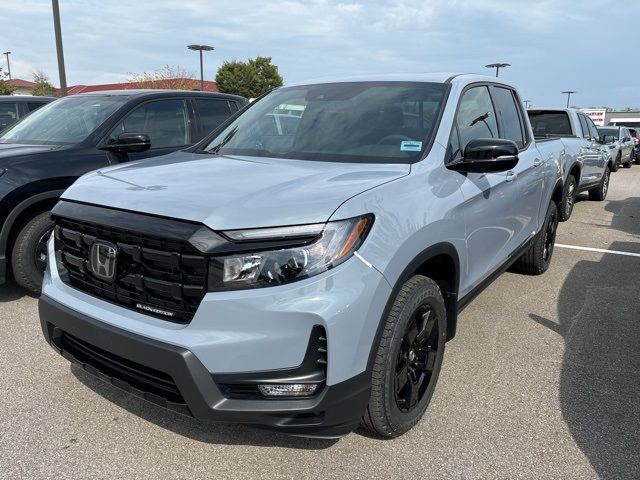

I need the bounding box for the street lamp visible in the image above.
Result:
[52,0,67,96]
[485,63,510,77]
[562,91,576,108]
[2,52,11,80]
[187,44,214,91]
[523,100,532,109]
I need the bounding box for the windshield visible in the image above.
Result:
[0,95,128,145]
[597,127,619,140]
[202,81,448,163]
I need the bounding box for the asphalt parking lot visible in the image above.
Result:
[1,168,639,480]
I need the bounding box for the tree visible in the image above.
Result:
[0,67,16,96]
[128,65,199,90]
[216,56,283,99]
[31,71,57,96]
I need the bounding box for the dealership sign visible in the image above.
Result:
[582,109,607,126]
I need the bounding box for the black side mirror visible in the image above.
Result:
[104,133,151,153]
[448,138,519,173]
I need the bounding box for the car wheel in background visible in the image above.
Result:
[611,153,620,172]
[513,200,558,275]
[362,275,446,438]
[11,210,54,294]
[559,175,577,222]
[589,166,610,201]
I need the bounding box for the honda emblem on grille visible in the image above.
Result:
[89,241,118,282]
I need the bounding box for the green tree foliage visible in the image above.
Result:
[31,71,57,96]
[0,67,16,96]
[215,56,283,99]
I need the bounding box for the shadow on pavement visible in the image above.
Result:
[530,240,640,479]
[70,365,339,450]
[0,279,31,303]
[605,196,640,236]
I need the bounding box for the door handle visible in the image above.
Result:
[506,171,517,182]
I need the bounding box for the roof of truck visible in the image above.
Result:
[285,72,507,87]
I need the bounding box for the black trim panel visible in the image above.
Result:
[39,295,369,437]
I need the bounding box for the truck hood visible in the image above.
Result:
[62,151,410,230]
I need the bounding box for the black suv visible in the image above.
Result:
[628,127,640,164]
[0,89,247,292]
[0,96,55,131]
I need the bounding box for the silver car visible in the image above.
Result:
[598,126,635,170]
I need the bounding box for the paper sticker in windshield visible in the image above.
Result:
[400,140,423,152]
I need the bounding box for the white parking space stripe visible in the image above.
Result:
[556,243,640,258]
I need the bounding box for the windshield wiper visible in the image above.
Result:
[207,126,239,154]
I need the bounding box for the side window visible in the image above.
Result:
[194,99,232,139]
[578,115,590,139]
[492,87,525,148]
[109,99,190,149]
[453,86,499,158]
[585,116,599,141]
[0,102,18,130]
[27,102,47,113]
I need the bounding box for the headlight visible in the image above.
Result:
[208,214,373,291]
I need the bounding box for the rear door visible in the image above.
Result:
[490,85,543,251]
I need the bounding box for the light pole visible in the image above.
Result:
[562,91,576,108]
[52,0,67,96]
[485,63,510,77]
[187,44,214,91]
[2,52,11,80]
[523,100,532,108]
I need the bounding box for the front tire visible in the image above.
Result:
[10,210,54,294]
[362,275,446,438]
[611,153,620,172]
[513,201,558,275]
[559,175,576,222]
[589,166,610,201]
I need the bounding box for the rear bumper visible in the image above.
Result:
[39,294,371,437]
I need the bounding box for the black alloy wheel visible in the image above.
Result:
[395,304,440,412]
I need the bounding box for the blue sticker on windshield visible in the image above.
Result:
[400,140,423,152]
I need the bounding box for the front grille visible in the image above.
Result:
[54,217,208,324]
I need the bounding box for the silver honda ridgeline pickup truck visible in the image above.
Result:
[39,74,571,438]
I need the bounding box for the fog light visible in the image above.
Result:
[258,383,319,397]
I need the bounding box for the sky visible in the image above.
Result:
[1,0,637,109]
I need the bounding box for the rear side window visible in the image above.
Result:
[452,86,498,158]
[585,116,599,140]
[492,87,525,147]
[27,102,48,113]
[110,99,191,149]
[0,102,18,130]
[528,111,572,137]
[195,99,232,138]
[577,115,590,139]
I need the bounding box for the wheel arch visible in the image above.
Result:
[366,242,461,375]
[1,190,64,264]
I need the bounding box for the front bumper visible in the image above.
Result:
[40,294,371,437]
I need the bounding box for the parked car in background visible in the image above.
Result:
[597,126,635,169]
[0,96,55,132]
[40,74,565,438]
[527,108,613,221]
[0,89,247,293]
[627,127,640,164]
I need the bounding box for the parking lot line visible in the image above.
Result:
[556,243,640,258]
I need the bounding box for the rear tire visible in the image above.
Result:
[513,201,558,275]
[559,175,576,222]
[362,275,446,438]
[588,166,610,201]
[10,211,54,294]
